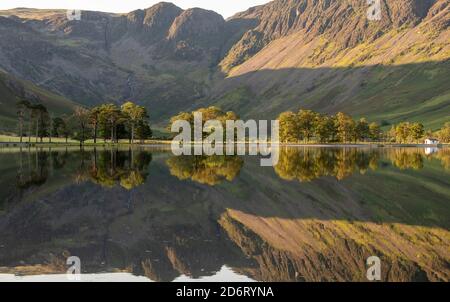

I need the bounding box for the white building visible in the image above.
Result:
[425,147,439,155]
[424,138,440,145]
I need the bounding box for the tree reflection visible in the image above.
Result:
[16,148,49,189]
[274,147,448,183]
[11,147,449,192]
[2,146,450,282]
[274,148,381,182]
[166,155,244,186]
[89,149,152,190]
[433,148,450,170]
[14,148,152,191]
[390,149,424,170]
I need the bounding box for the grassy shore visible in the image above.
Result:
[0,135,171,145]
[1,135,447,148]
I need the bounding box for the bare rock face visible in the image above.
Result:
[166,8,225,60]
[119,2,183,42]
[387,0,437,25]
[221,0,441,71]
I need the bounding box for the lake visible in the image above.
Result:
[0,146,448,282]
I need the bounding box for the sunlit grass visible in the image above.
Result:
[0,135,171,145]
[0,135,77,143]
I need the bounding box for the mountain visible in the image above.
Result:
[0,71,79,131]
[214,0,450,129]
[0,0,448,130]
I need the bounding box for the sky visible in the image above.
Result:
[0,0,272,18]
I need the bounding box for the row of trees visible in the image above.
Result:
[168,106,238,138]
[278,109,450,144]
[16,101,449,145]
[278,110,381,143]
[387,122,425,144]
[434,122,450,143]
[388,122,450,144]
[16,101,152,144]
[17,100,55,143]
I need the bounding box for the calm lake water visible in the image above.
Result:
[0,146,449,282]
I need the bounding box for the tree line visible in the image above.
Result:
[278,110,381,143]
[387,122,449,143]
[278,109,450,144]
[16,101,449,145]
[16,101,152,144]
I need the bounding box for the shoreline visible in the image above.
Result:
[0,141,447,148]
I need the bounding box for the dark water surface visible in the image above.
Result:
[0,146,449,281]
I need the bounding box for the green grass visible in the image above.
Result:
[0,72,79,131]
[346,62,450,130]
[212,86,256,114]
[0,135,78,143]
[0,135,172,146]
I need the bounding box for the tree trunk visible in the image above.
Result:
[19,116,23,143]
[131,124,135,144]
[35,119,39,143]
[28,112,32,144]
[94,147,98,171]
[111,123,114,144]
[94,123,98,144]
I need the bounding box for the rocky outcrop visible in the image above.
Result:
[166,8,225,60]
[220,0,442,71]
[117,3,183,43]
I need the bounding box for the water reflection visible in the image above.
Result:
[13,148,153,191]
[87,149,152,190]
[7,147,450,191]
[0,146,449,282]
[275,148,380,182]
[274,147,449,182]
[166,155,243,185]
[16,149,50,189]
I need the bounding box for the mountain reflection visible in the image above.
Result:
[0,147,449,282]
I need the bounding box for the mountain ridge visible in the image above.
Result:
[0,0,448,129]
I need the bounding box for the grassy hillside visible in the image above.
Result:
[0,72,79,132]
[211,14,450,129]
